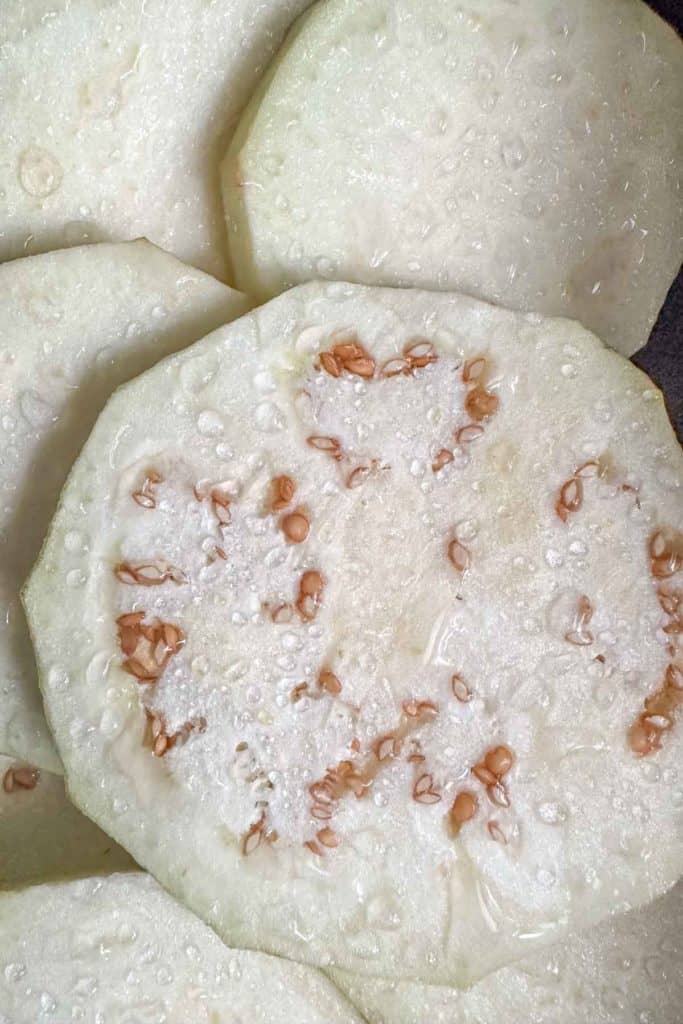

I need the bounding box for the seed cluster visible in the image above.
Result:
[449,745,515,841]
[117,612,185,684]
[629,528,683,756]
[132,469,163,509]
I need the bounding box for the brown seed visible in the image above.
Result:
[451,674,471,702]
[318,669,342,696]
[575,460,600,478]
[447,538,471,573]
[271,603,294,624]
[242,819,264,856]
[565,630,594,646]
[211,491,232,526]
[462,357,487,383]
[561,477,581,516]
[153,733,169,758]
[404,340,438,368]
[317,827,340,848]
[320,351,342,377]
[465,386,499,422]
[304,839,324,857]
[345,356,376,378]
[132,491,156,509]
[311,803,334,820]
[455,424,485,445]
[346,464,373,489]
[471,763,497,787]
[3,765,40,793]
[450,790,478,827]
[300,570,324,597]
[282,509,310,544]
[486,782,510,808]
[484,745,514,779]
[2,768,14,793]
[487,820,507,844]
[332,341,365,363]
[413,772,435,797]
[290,682,309,703]
[432,448,454,473]
[271,475,296,511]
[307,436,343,460]
[375,735,397,761]
[381,357,411,377]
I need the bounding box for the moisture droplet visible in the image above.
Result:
[19,390,54,428]
[560,363,577,379]
[3,963,26,983]
[66,569,87,588]
[64,530,85,552]
[64,220,97,246]
[501,136,528,170]
[254,401,285,433]
[180,356,217,394]
[536,801,568,824]
[18,147,63,197]
[197,410,225,436]
[99,708,123,738]
[47,665,69,691]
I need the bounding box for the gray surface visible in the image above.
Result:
[637,2,682,437]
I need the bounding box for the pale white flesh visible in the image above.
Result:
[0,872,363,1024]
[25,282,683,985]
[0,0,312,280]
[0,241,248,772]
[223,0,683,355]
[331,881,683,1024]
[0,754,133,890]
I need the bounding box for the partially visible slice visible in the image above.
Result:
[0,0,312,279]
[0,754,133,889]
[0,241,248,772]
[330,881,683,1024]
[0,872,363,1024]
[25,283,683,985]
[223,0,683,354]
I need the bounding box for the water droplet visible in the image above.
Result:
[501,136,528,169]
[47,665,69,691]
[3,963,26,983]
[592,399,613,423]
[197,410,224,436]
[18,147,63,197]
[536,867,556,889]
[64,220,97,246]
[64,530,85,552]
[66,569,87,588]
[179,355,217,394]
[544,548,564,568]
[315,256,335,277]
[39,992,57,1013]
[536,801,568,824]
[19,390,54,428]
[560,363,577,379]
[1,415,15,432]
[151,305,166,319]
[254,401,285,433]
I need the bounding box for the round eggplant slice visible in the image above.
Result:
[0,872,363,1024]
[0,241,248,772]
[330,881,683,1024]
[222,0,683,355]
[24,282,683,985]
[0,754,134,890]
[0,0,312,279]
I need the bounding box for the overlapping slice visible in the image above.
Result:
[0,754,134,889]
[330,881,683,1024]
[0,872,363,1023]
[25,282,683,985]
[0,241,248,772]
[223,0,683,354]
[0,0,311,279]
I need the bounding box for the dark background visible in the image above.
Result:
[635,1,682,436]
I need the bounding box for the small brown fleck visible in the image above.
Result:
[447,538,471,574]
[281,509,310,544]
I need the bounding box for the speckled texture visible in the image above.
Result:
[24,283,683,987]
[0,0,312,279]
[223,0,683,356]
[0,873,363,1024]
[331,880,683,1024]
[0,241,247,772]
